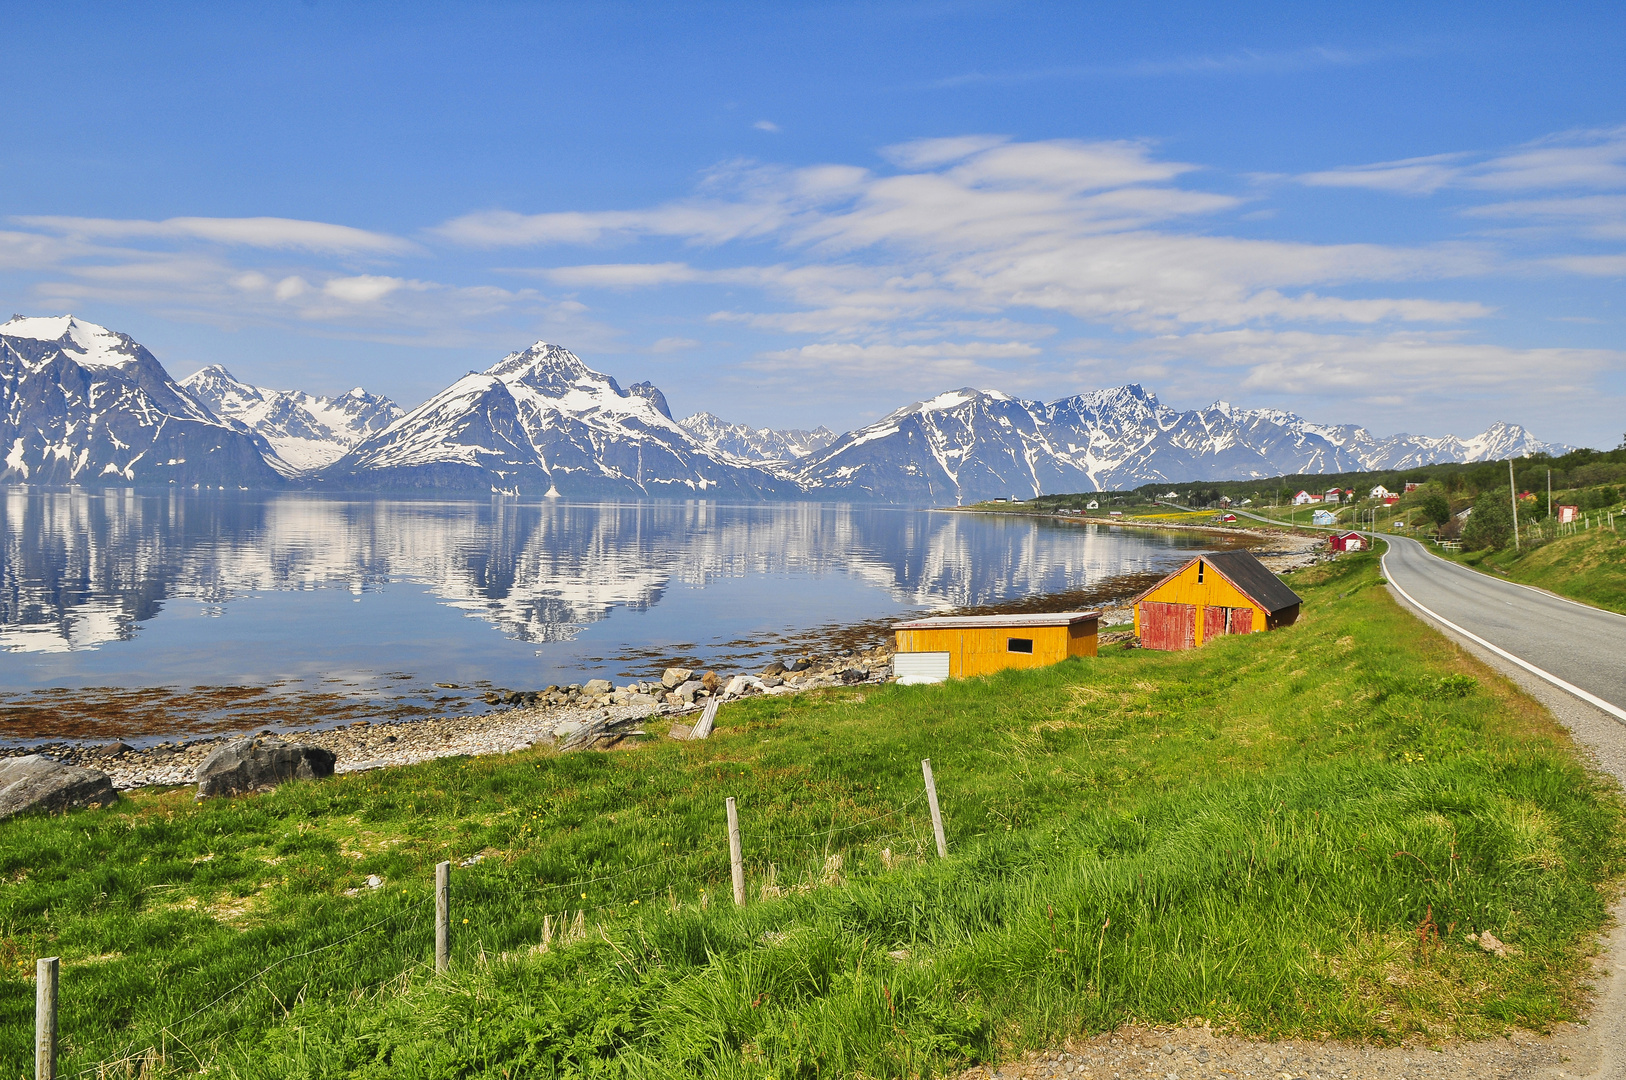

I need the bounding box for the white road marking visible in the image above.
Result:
[1381,540,1626,727]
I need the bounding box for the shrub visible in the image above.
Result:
[1580,485,1619,511]
[1461,488,1515,550]
[1418,493,1452,528]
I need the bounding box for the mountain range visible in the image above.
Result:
[0,314,1561,500]
[180,364,403,475]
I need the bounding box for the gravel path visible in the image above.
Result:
[964,1025,1577,1079]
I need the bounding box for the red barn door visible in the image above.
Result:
[1204,605,1257,641]
[1140,601,1196,650]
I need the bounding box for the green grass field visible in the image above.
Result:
[1445,525,1626,615]
[2,549,1622,1078]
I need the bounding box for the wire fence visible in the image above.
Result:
[37,761,950,1079]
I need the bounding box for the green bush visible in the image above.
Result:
[1462,488,1515,550]
[1580,486,1619,511]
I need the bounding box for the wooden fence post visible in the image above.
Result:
[726,797,746,906]
[692,697,721,740]
[922,759,948,858]
[36,956,58,1080]
[435,861,451,974]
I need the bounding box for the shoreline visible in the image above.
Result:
[5,518,1327,786]
[13,645,902,791]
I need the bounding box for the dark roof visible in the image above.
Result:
[1134,550,1302,614]
[1203,551,1302,613]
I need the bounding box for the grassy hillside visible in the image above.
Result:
[2,550,1622,1079]
[1451,526,1626,615]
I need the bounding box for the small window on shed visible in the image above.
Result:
[1197,560,1204,583]
[1007,637,1034,653]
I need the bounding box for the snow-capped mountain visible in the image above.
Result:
[319,341,794,497]
[678,412,837,465]
[0,315,1564,500]
[0,315,283,487]
[181,365,401,475]
[794,384,1560,502]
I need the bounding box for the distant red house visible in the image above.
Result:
[1383,495,1401,506]
[1403,482,1421,493]
[1558,505,1580,523]
[1329,532,1365,552]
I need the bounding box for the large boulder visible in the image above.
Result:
[661,667,693,689]
[195,737,336,799]
[0,755,118,820]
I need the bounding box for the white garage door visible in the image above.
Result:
[894,651,950,685]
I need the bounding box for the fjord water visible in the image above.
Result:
[0,490,1214,735]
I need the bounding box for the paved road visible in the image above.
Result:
[1380,534,1626,722]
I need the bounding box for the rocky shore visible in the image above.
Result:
[8,525,1331,794]
[13,644,901,791]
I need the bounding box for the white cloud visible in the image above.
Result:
[1545,254,1626,276]
[322,275,412,303]
[754,120,780,133]
[1296,127,1626,197]
[542,262,704,287]
[13,215,417,255]
[1138,328,1616,400]
[459,139,1497,346]
[651,337,700,353]
[1468,126,1626,191]
[750,339,1042,387]
[1298,153,1468,195]
[1464,194,1626,240]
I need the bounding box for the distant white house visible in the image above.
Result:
[1161,491,1179,500]
[1293,490,1315,505]
[1312,509,1337,526]
[1369,485,1392,499]
[1324,488,1342,503]
[1086,499,1099,509]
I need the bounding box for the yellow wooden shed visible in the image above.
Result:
[1132,551,1301,651]
[892,611,1099,683]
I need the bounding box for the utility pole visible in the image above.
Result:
[1509,459,1520,550]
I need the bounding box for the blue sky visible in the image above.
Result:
[2,1,1623,447]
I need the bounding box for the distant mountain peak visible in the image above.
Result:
[180,364,401,475]
[679,412,838,465]
[1,315,281,486]
[485,341,597,388]
[0,314,146,369]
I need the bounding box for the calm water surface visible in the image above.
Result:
[0,490,1216,741]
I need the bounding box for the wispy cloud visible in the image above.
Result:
[1296,126,1626,197]
[926,44,1402,90]
[14,215,417,255]
[482,137,1492,344]
[1298,153,1469,195]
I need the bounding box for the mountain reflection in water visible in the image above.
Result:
[0,490,1218,739]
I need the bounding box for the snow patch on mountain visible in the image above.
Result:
[324,341,792,497]
[796,384,1563,502]
[181,365,402,474]
[678,412,837,465]
[0,315,282,486]
[0,314,152,370]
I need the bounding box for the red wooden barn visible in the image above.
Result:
[1329,532,1365,552]
[1133,551,1302,651]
